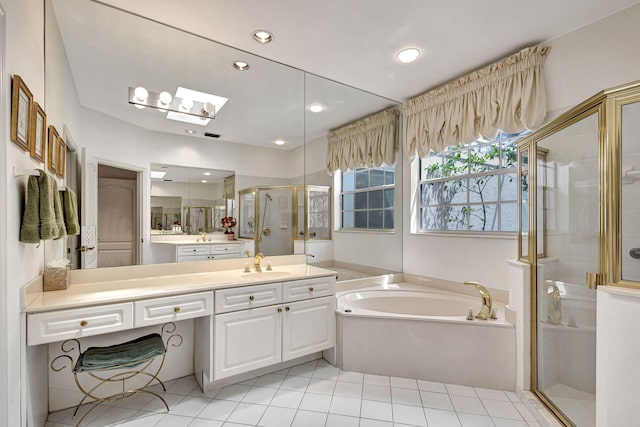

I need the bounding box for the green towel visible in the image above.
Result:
[62,189,80,235]
[20,174,41,243]
[53,181,67,240]
[39,171,59,240]
[74,333,166,372]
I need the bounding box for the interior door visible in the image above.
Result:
[535,110,599,427]
[80,148,98,268]
[97,178,136,267]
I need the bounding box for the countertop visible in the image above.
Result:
[153,240,242,246]
[23,261,336,314]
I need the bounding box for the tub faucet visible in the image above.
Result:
[547,283,562,325]
[254,252,264,272]
[463,281,492,320]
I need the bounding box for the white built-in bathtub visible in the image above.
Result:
[334,277,517,390]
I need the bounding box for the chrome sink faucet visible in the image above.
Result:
[464,281,492,320]
[254,252,264,272]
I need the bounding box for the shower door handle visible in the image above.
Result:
[585,272,602,289]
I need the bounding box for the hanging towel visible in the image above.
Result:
[53,181,67,240]
[62,189,80,235]
[39,171,59,240]
[19,174,41,243]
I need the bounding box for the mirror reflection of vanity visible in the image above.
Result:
[45,0,402,273]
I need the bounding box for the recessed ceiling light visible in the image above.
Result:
[150,171,166,179]
[201,180,208,183]
[203,172,211,176]
[396,47,421,63]
[185,129,196,135]
[233,61,250,71]
[308,104,325,113]
[274,140,286,146]
[253,30,273,44]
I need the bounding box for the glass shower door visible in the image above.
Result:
[535,111,599,427]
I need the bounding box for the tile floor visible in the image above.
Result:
[46,359,543,427]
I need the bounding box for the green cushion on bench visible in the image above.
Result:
[74,333,166,373]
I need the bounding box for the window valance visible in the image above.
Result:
[326,108,399,174]
[403,45,550,159]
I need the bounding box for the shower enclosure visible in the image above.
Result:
[518,80,640,426]
[239,185,330,256]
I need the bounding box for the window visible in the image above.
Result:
[418,131,528,233]
[341,166,395,230]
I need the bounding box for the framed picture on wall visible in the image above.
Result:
[10,75,33,151]
[57,138,66,177]
[48,125,59,174]
[29,102,46,162]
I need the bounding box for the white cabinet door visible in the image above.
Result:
[214,305,282,380]
[282,296,335,362]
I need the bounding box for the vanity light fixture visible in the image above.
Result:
[308,104,325,113]
[233,61,250,71]
[274,139,286,146]
[396,47,421,63]
[252,30,273,44]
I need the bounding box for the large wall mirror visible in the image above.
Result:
[45,0,401,273]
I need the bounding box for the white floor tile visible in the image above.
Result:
[226,402,267,425]
[493,418,528,427]
[241,386,277,405]
[142,392,185,413]
[317,359,332,367]
[84,405,138,426]
[257,406,296,427]
[118,411,167,426]
[451,396,488,416]
[291,409,327,427]
[299,392,332,413]
[312,366,341,380]
[392,403,427,426]
[481,399,522,420]
[279,375,311,392]
[446,384,478,397]
[338,371,365,384]
[269,389,304,409]
[363,384,392,402]
[391,387,422,406]
[334,381,362,398]
[424,408,462,427]
[391,377,419,390]
[198,399,239,421]
[253,373,286,389]
[512,402,536,422]
[505,392,520,403]
[306,378,336,395]
[361,399,393,422]
[154,414,194,427]
[364,374,391,386]
[213,384,251,402]
[287,364,316,378]
[326,413,360,426]
[188,418,224,426]
[108,392,155,410]
[238,377,258,386]
[170,396,211,417]
[417,380,447,393]
[223,423,256,427]
[475,388,510,401]
[457,412,495,427]
[329,395,362,417]
[359,419,394,427]
[420,390,454,411]
[168,376,200,395]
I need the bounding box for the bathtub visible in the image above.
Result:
[335,279,517,390]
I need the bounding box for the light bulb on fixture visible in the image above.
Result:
[134,86,148,102]
[180,98,194,112]
[158,91,172,106]
[396,48,421,63]
[201,102,215,117]
[252,30,273,44]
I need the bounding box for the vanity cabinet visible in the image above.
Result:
[213,276,336,380]
[176,242,241,262]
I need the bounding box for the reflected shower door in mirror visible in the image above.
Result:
[621,100,640,281]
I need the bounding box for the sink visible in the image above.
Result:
[240,271,292,280]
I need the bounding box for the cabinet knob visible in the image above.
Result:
[309,287,314,292]
[80,320,88,327]
[174,307,181,313]
[277,307,282,313]
[285,306,290,311]
[249,295,255,301]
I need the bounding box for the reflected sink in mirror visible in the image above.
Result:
[240,271,292,280]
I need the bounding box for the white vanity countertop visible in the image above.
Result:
[153,240,242,246]
[23,262,336,313]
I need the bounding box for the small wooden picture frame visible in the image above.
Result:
[48,125,59,174]
[29,102,46,162]
[57,137,66,177]
[10,75,33,151]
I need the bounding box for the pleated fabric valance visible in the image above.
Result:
[403,45,551,159]
[326,108,399,174]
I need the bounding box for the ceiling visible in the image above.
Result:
[52,0,640,150]
[150,164,232,184]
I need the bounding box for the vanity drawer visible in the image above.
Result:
[282,277,335,302]
[135,291,214,327]
[211,244,240,255]
[215,283,282,313]
[177,245,210,256]
[27,302,133,346]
